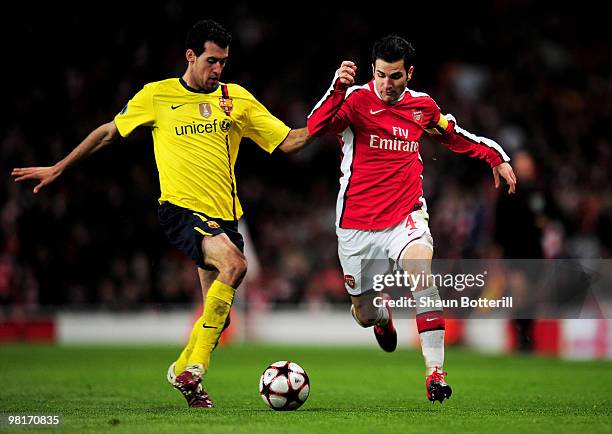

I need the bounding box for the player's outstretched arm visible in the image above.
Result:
[427,113,517,194]
[278,127,312,154]
[12,121,120,193]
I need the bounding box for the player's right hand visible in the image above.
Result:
[336,61,357,89]
[11,166,62,194]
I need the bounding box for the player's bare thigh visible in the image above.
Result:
[200,233,247,288]
[398,243,433,292]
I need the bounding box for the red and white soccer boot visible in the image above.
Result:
[373,293,397,352]
[167,363,214,408]
[426,367,452,403]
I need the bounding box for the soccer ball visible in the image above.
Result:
[259,360,310,411]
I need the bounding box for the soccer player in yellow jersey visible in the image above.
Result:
[11,20,311,408]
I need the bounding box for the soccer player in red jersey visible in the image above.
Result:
[308,35,517,403]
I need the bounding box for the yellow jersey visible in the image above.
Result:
[114,78,291,220]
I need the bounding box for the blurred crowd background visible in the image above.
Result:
[1,1,610,314]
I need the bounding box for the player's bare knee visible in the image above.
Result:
[399,241,433,291]
[233,255,248,284]
[219,254,247,287]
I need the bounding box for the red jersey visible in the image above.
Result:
[307,74,509,230]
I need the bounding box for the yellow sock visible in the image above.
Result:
[174,315,205,375]
[187,280,235,373]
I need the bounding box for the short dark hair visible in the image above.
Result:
[185,20,232,56]
[372,35,416,70]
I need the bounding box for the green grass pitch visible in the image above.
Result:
[0,344,610,433]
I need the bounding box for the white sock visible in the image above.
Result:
[413,286,445,376]
[419,330,444,376]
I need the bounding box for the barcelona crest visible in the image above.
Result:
[206,220,221,229]
[219,97,233,116]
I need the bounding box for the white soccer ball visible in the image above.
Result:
[259,360,310,411]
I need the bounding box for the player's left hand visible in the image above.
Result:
[492,162,517,194]
[12,165,62,194]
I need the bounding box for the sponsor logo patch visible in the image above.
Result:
[220,118,232,133]
[199,102,212,118]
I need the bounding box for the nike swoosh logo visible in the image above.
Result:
[426,318,439,322]
[202,324,218,329]
[171,103,188,110]
[370,109,385,115]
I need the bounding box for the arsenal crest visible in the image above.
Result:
[199,102,212,118]
[412,110,423,123]
[219,97,233,116]
[344,275,356,289]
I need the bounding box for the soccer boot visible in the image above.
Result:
[426,367,452,403]
[168,364,214,408]
[373,293,397,352]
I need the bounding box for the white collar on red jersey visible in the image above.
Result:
[371,80,407,104]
